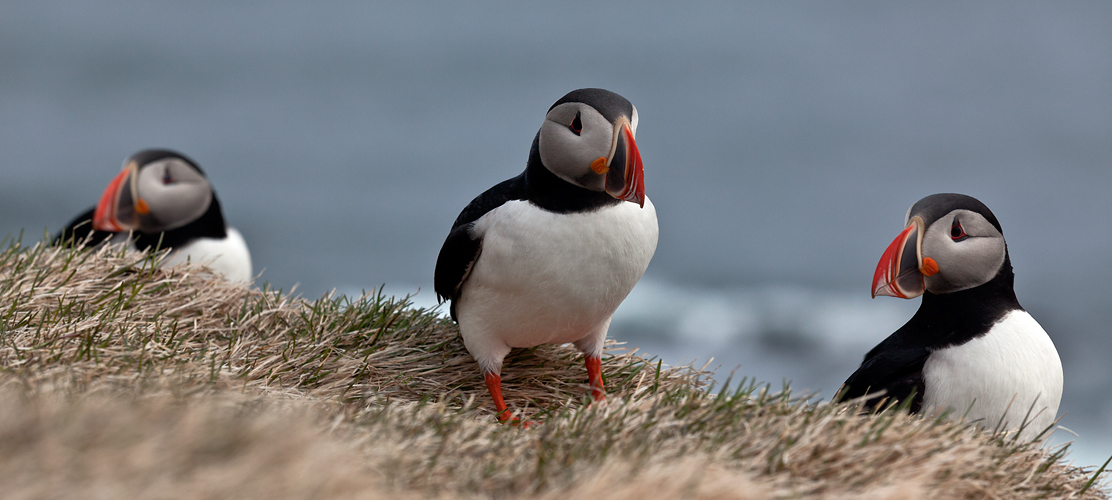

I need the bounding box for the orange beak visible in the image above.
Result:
[603,119,645,208]
[872,217,931,299]
[92,163,139,232]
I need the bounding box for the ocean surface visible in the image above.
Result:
[2,1,1110,469]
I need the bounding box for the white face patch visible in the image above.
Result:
[538,102,617,191]
[922,209,1006,293]
[135,158,213,231]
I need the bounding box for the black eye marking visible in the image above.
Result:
[951,219,967,241]
[162,168,173,184]
[569,111,582,136]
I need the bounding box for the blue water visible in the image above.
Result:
[2,1,1110,472]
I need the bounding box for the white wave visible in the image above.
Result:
[612,277,918,355]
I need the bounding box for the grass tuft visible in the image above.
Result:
[0,240,1106,499]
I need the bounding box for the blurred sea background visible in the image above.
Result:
[2,1,1109,468]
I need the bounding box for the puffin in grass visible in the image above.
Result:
[434,88,658,424]
[837,193,1062,440]
[55,149,253,283]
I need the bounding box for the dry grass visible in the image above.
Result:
[0,239,1106,499]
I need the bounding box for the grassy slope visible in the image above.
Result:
[0,240,1106,499]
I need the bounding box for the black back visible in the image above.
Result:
[836,253,1022,411]
[433,133,621,320]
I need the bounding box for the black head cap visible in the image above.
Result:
[909,193,1003,234]
[127,149,206,176]
[549,88,634,124]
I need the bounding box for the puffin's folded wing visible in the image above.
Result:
[434,223,481,313]
[837,340,930,413]
[433,175,525,320]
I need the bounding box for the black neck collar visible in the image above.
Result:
[133,195,228,251]
[906,251,1023,349]
[523,134,621,214]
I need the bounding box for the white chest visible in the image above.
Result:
[159,227,254,283]
[457,198,658,351]
[922,310,1063,440]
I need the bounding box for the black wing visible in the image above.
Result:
[52,207,115,247]
[433,174,525,320]
[835,328,930,413]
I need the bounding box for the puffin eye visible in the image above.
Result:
[569,111,582,136]
[951,220,967,241]
[162,169,173,184]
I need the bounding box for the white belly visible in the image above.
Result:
[457,198,658,372]
[922,310,1063,440]
[160,227,254,283]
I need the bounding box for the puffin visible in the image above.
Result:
[55,149,253,283]
[434,88,658,424]
[837,193,1062,440]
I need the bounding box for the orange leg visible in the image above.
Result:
[484,372,511,422]
[585,356,605,401]
[483,371,537,428]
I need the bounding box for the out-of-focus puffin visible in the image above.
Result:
[55,149,253,283]
[434,88,658,424]
[837,193,1062,440]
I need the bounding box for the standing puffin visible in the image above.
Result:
[434,88,658,423]
[55,149,253,283]
[837,193,1062,440]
